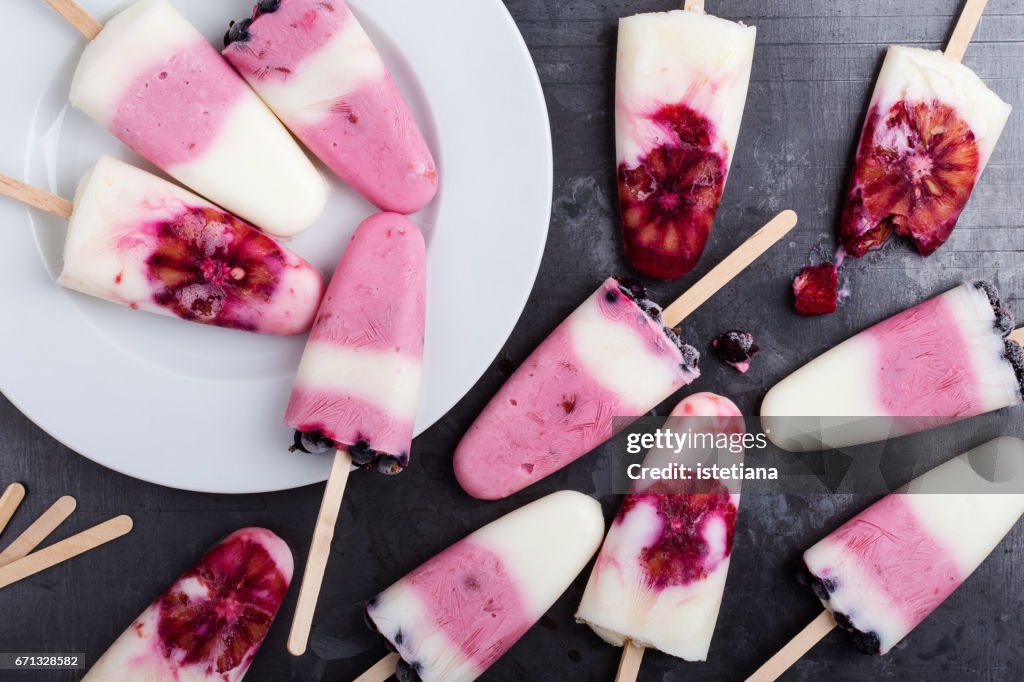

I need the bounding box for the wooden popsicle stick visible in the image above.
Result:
[0,496,77,568]
[0,484,27,538]
[0,174,73,220]
[353,652,400,682]
[745,610,837,682]
[287,448,354,656]
[615,641,646,682]
[0,515,133,590]
[684,0,705,11]
[43,0,103,40]
[945,0,989,62]
[1009,327,1024,345]
[662,210,798,327]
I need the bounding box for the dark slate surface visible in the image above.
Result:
[2,1,1023,680]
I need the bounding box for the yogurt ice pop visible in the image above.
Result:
[364,491,605,682]
[801,436,1024,655]
[576,393,743,663]
[454,210,798,500]
[616,7,755,279]
[69,0,327,237]
[839,45,1011,257]
[762,281,1024,451]
[454,278,701,500]
[2,156,324,335]
[83,528,293,681]
[285,212,426,473]
[223,0,438,214]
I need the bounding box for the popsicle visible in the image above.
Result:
[748,437,1024,680]
[761,281,1024,451]
[83,528,293,681]
[576,393,744,680]
[616,1,755,279]
[454,209,797,500]
[223,0,438,214]
[284,212,426,656]
[839,0,1010,257]
[0,156,324,335]
[48,0,326,238]
[362,490,605,682]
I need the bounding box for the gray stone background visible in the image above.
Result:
[2,0,1023,680]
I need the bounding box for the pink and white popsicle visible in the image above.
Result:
[67,0,326,237]
[454,278,701,500]
[285,212,426,473]
[762,281,1024,451]
[1,156,324,335]
[364,490,605,682]
[453,210,798,500]
[801,436,1024,655]
[83,528,293,681]
[576,393,744,664]
[223,0,438,214]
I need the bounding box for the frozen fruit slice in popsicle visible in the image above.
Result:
[69,0,327,237]
[616,8,755,279]
[223,0,438,214]
[576,393,744,664]
[801,436,1024,655]
[839,46,1011,257]
[454,278,701,500]
[364,490,604,682]
[762,281,1024,451]
[83,528,293,681]
[285,212,426,474]
[1,156,323,335]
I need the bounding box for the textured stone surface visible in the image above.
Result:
[1,1,1023,680]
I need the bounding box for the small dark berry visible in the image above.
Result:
[614,276,648,303]
[395,659,423,682]
[290,430,334,454]
[1004,340,1024,395]
[349,440,377,466]
[224,18,253,47]
[376,455,405,475]
[256,0,282,15]
[363,606,378,633]
[810,576,838,601]
[973,280,1001,309]
[994,307,1015,337]
[713,330,759,364]
[831,612,882,654]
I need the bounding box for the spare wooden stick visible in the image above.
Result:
[0,515,132,590]
[0,496,77,568]
[0,484,27,537]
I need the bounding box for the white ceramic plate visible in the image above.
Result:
[0,0,551,493]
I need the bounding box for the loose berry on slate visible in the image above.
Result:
[792,263,838,316]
